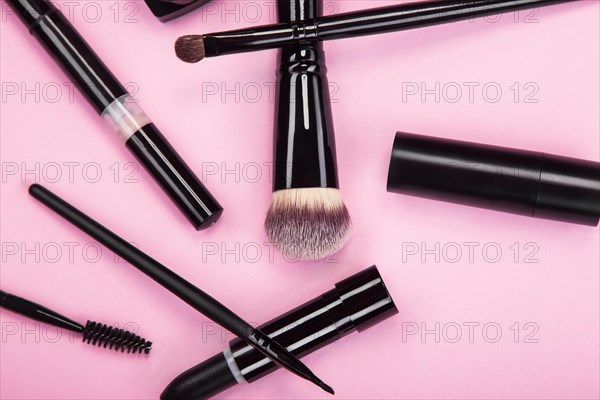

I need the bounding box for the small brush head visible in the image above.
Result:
[175,35,205,63]
[82,321,152,354]
[265,188,351,261]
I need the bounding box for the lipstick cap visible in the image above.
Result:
[387,132,600,226]
[160,265,397,400]
[142,0,210,21]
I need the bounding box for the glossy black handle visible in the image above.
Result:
[315,0,577,40]
[28,184,251,339]
[273,0,338,191]
[0,290,84,333]
[7,0,127,113]
[202,0,578,57]
[126,124,223,230]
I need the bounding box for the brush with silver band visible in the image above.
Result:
[265,0,352,261]
[175,0,579,63]
[161,265,398,400]
[7,0,222,230]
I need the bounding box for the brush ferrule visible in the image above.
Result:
[291,23,319,41]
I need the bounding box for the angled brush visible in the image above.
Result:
[27,184,333,395]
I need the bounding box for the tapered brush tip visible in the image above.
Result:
[175,35,205,63]
[265,188,352,261]
[82,321,152,354]
[317,379,335,395]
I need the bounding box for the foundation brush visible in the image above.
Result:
[0,290,152,354]
[176,0,578,62]
[265,0,351,261]
[28,184,334,395]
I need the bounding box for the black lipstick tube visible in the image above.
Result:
[8,0,222,230]
[197,0,578,59]
[387,132,600,226]
[273,0,338,191]
[161,265,398,400]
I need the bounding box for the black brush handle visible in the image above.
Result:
[28,184,253,339]
[7,0,127,114]
[314,0,576,40]
[273,0,338,191]
[28,184,329,389]
[202,0,578,57]
[0,290,84,333]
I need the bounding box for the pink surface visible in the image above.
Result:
[1,0,599,399]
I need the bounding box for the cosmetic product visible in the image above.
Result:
[143,0,210,22]
[264,0,351,261]
[175,0,578,62]
[161,265,397,400]
[387,132,600,226]
[7,0,222,231]
[0,290,152,354]
[28,184,333,394]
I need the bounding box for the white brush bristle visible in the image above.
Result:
[265,188,352,261]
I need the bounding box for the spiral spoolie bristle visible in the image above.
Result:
[82,321,152,354]
[175,35,205,63]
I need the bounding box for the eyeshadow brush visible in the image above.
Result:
[27,184,333,395]
[176,0,578,62]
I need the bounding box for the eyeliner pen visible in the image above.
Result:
[176,0,578,62]
[7,0,222,230]
[27,184,333,394]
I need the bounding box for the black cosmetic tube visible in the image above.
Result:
[387,132,600,226]
[8,0,222,230]
[273,0,338,190]
[161,265,398,400]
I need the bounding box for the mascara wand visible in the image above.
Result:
[0,290,152,354]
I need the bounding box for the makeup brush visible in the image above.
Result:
[28,184,334,395]
[264,0,351,261]
[7,0,222,230]
[175,0,578,62]
[0,290,152,354]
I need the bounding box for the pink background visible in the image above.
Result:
[1,0,599,399]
